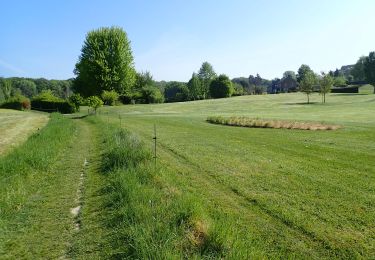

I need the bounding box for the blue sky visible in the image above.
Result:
[0,0,374,81]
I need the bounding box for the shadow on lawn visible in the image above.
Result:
[284,102,319,105]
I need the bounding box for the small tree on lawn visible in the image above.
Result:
[320,74,334,103]
[299,71,317,104]
[87,96,103,114]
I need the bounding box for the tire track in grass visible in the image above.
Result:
[0,117,93,259]
[155,140,343,258]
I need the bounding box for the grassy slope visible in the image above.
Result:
[0,109,49,155]
[100,92,375,258]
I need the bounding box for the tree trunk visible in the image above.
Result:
[307,94,310,104]
[324,93,326,103]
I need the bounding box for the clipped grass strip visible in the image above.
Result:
[207,116,342,130]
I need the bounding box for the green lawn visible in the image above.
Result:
[99,92,375,258]
[359,84,375,94]
[0,92,374,259]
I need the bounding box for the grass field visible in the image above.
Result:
[0,109,49,155]
[0,92,374,258]
[99,92,375,258]
[359,84,375,94]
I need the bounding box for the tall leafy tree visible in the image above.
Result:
[351,56,366,81]
[283,71,297,80]
[73,26,136,97]
[0,79,12,100]
[187,73,203,100]
[198,62,216,99]
[364,51,375,93]
[320,74,334,103]
[134,71,154,91]
[249,74,263,86]
[164,82,189,102]
[209,74,233,98]
[13,79,37,98]
[333,68,342,77]
[299,70,317,104]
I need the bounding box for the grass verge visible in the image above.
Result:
[76,116,228,259]
[0,113,78,258]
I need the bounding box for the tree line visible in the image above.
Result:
[1,26,374,110]
[0,77,72,103]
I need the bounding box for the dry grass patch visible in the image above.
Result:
[0,109,49,155]
[207,116,341,130]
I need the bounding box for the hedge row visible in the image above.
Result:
[0,97,30,110]
[31,100,76,114]
[331,86,359,93]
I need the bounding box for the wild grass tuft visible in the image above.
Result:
[207,116,342,130]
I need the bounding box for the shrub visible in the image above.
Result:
[101,90,119,106]
[86,96,103,113]
[68,93,84,111]
[0,95,30,110]
[164,82,189,102]
[137,85,164,104]
[33,90,61,102]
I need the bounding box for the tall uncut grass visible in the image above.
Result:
[88,116,228,258]
[207,116,341,130]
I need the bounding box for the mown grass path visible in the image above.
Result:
[0,118,109,259]
[67,119,119,259]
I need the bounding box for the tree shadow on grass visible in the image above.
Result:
[284,102,319,105]
[70,115,89,120]
[331,93,367,96]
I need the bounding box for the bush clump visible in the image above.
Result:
[0,95,30,110]
[101,90,119,105]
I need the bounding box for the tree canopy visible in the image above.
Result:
[198,62,216,99]
[299,70,317,104]
[364,52,375,92]
[320,74,334,103]
[351,56,366,81]
[297,64,313,83]
[187,73,203,100]
[283,71,297,80]
[73,26,136,97]
[209,74,233,98]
